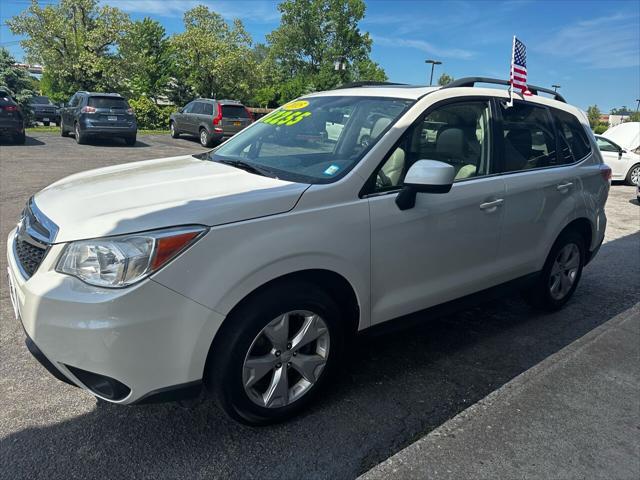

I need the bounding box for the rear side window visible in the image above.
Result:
[202,103,213,115]
[88,97,129,109]
[551,109,591,164]
[222,105,248,118]
[499,102,556,172]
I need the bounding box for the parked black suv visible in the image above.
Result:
[29,96,60,126]
[0,90,25,144]
[169,99,253,147]
[60,92,137,145]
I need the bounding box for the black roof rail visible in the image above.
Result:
[443,77,566,103]
[333,81,408,89]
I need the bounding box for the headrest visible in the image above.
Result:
[436,127,464,158]
[371,117,392,138]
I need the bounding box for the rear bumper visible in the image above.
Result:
[0,120,23,132]
[80,117,137,136]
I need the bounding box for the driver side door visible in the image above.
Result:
[366,98,506,325]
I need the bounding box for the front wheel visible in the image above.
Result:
[625,163,640,186]
[60,119,69,137]
[523,230,585,311]
[43,121,50,126]
[170,121,179,138]
[206,281,345,425]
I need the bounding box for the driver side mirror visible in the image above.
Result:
[395,160,456,210]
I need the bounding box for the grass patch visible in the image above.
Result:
[26,126,170,135]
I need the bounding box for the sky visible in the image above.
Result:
[1,0,639,112]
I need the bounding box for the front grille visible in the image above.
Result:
[15,237,47,278]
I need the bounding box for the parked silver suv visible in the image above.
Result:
[7,78,610,425]
[169,98,253,147]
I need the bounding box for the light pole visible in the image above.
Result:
[635,99,640,112]
[552,84,561,93]
[425,59,442,86]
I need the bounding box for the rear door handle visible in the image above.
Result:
[556,182,573,191]
[479,198,504,210]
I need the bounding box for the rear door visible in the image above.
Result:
[89,96,133,128]
[221,104,251,136]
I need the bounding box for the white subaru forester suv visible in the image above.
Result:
[7,78,610,424]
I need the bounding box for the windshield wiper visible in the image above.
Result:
[216,159,274,178]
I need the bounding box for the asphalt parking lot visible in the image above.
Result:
[1,132,639,480]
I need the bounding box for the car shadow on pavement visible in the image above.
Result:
[0,136,45,146]
[1,231,638,480]
[77,137,151,148]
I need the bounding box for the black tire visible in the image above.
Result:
[624,163,640,186]
[124,135,136,146]
[169,121,179,138]
[206,281,346,425]
[74,122,87,145]
[43,121,50,127]
[199,127,214,147]
[55,121,60,127]
[13,131,26,145]
[523,230,585,311]
[60,119,69,137]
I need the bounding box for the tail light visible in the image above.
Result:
[2,105,18,112]
[81,106,97,114]
[245,107,255,123]
[212,103,223,125]
[600,164,612,182]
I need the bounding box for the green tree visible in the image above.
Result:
[629,111,640,122]
[170,5,255,102]
[586,105,602,128]
[438,73,454,86]
[0,48,35,120]
[267,0,384,92]
[7,0,130,99]
[118,17,172,102]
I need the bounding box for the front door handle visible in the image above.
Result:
[556,182,573,191]
[479,198,504,211]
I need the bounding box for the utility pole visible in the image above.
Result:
[552,84,561,93]
[635,98,640,112]
[425,59,442,86]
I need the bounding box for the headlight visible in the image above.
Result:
[56,226,206,288]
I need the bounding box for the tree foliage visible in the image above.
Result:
[438,73,454,86]
[586,105,602,128]
[0,48,35,119]
[119,17,172,102]
[7,0,130,99]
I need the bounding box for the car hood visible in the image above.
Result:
[34,155,309,243]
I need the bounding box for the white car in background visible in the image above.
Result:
[595,135,640,185]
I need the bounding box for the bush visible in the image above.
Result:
[593,124,608,134]
[128,96,174,130]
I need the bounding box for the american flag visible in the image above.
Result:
[510,37,531,96]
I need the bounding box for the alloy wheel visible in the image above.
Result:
[242,310,330,408]
[549,243,580,300]
[631,166,640,186]
[200,130,207,146]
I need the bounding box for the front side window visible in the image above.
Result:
[499,102,556,172]
[371,100,492,192]
[206,96,414,183]
[182,102,195,113]
[596,136,619,153]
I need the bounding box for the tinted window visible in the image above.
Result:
[552,109,591,163]
[69,95,80,107]
[30,96,51,105]
[192,102,205,114]
[182,102,194,113]
[222,105,248,118]
[202,103,214,116]
[500,102,556,172]
[596,136,619,152]
[371,101,492,191]
[209,96,413,184]
[88,97,129,109]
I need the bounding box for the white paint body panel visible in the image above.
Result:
[6,85,610,404]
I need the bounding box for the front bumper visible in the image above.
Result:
[7,228,225,404]
[33,112,60,122]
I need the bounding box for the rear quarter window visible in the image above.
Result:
[88,97,129,109]
[222,105,248,118]
[551,108,592,164]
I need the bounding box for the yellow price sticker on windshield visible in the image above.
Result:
[282,100,309,111]
[262,110,311,126]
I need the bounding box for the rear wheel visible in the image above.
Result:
[13,131,26,144]
[43,121,50,127]
[199,128,214,147]
[124,135,136,146]
[523,230,585,311]
[74,122,87,145]
[625,163,640,186]
[170,121,179,138]
[207,281,345,425]
[60,119,69,137]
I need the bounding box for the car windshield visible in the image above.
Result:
[204,96,414,183]
[30,96,51,105]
